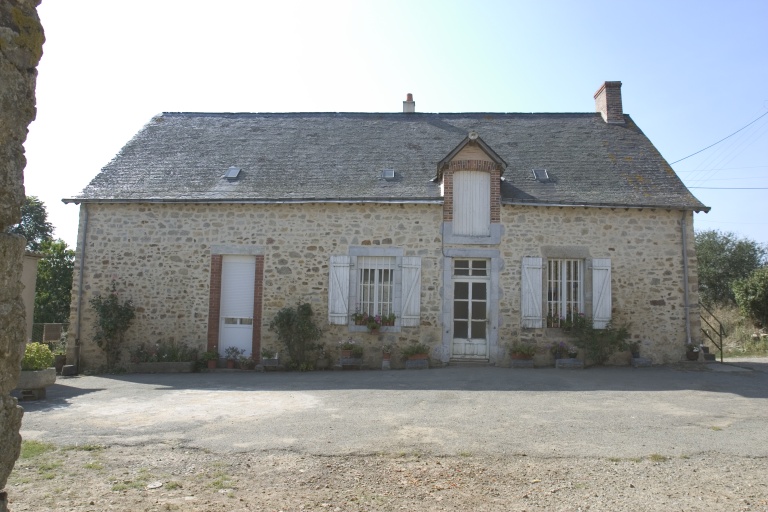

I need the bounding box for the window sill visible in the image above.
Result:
[348,325,400,334]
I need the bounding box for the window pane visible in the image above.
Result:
[454,320,468,338]
[454,300,469,320]
[471,301,486,321]
[547,259,583,327]
[471,321,486,339]
[472,282,486,301]
[454,282,469,299]
[454,259,470,276]
[357,256,395,317]
[224,318,238,325]
[471,260,487,276]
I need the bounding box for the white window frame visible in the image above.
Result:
[546,259,584,328]
[328,248,421,331]
[521,257,611,329]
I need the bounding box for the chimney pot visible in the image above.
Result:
[594,81,624,124]
[403,93,415,113]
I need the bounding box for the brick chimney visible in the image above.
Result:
[594,81,624,124]
[403,93,415,113]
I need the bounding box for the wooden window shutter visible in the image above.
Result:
[328,255,351,324]
[453,170,491,236]
[521,257,543,328]
[592,258,612,329]
[400,257,421,327]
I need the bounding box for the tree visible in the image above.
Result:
[34,239,75,324]
[733,268,768,328]
[695,230,767,306]
[7,196,54,251]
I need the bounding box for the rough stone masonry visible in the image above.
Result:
[0,1,44,510]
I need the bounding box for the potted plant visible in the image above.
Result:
[239,355,257,370]
[261,347,279,367]
[401,342,430,369]
[381,342,396,360]
[49,339,67,375]
[367,315,383,333]
[17,342,56,400]
[381,313,396,327]
[629,340,641,358]
[224,346,245,368]
[509,342,536,360]
[351,308,367,326]
[338,338,358,358]
[685,344,700,361]
[200,348,219,369]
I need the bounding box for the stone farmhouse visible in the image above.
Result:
[64,81,709,370]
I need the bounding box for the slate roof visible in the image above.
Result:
[65,112,709,212]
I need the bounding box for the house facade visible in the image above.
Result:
[64,82,709,370]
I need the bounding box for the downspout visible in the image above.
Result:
[74,203,89,371]
[681,210,692,346]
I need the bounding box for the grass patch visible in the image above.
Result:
[648,454,668,462]
[20,440,56,459]
[711,426,723,431]
[165,481,182,490]
[708,305,768,357]
[84,461,104,470]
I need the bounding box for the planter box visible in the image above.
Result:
[405,358,429,370]
[16,368,56,400]
[128,361,195,373]
[510,359,535,368]
[555,358,583,369]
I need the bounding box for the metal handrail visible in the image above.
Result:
[699,303,725,363]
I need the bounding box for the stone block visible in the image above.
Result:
[61,365,77,376]
[631,357,653,367]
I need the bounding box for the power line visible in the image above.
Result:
[688,186,768,190]
[670,110,768,165]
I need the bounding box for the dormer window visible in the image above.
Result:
[453,170,490,237]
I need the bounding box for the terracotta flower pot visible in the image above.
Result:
[207,359,217,369]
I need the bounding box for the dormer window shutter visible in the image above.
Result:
[453,170,490,236]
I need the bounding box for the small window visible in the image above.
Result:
[223,166,241,181]
[358,256,395,317]
[454,259,488,277]
[547,259,583,327]
[381,169,396,181]
[532,169,549,182]
[223,317,238,325]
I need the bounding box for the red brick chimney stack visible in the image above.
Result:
[594,81,624,124]
[403,93,415,113]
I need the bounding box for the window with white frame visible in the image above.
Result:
[521,257,612,329]
[546,259,583,328]
[357,256,394,317]
[328,251,421,328]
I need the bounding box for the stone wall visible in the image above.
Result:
[0,1,44,509]
[69,199,701,370]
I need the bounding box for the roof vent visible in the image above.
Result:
[532,169,550,182]
[381,169,396,181]
[223,166,241,181]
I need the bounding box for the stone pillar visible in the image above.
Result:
[0,1,44,510]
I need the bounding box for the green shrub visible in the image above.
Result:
[571,316,631,365]
[89,281,136,369]
[400,342,430,360]
[268,302,322,370]
[733,267,768,328]
[21,342,55,371]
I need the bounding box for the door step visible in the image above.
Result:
[448,359,491,367]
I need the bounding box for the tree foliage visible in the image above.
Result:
[695,230,766,306]
[89,282,135,369]
[7,196,54,251]
[34,239,75,324]
[733,268,768,328]
[268,302,322,370]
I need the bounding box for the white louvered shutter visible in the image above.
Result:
[592,258,612,329]
[453,170,491,236]
[328,255,350,324]
[400,257,421,327]
[521,257,543,328]
[221,255,256,318]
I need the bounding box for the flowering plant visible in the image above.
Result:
[367,315,383,331]
[339,338,357,350]
[550,341,577,359]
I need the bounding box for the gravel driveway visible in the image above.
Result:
[18,359,768,459]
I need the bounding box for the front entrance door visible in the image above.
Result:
[219,255,255,357]
[451,259,489,359]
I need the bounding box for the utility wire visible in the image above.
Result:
[688,186,768,190]
[670,110,768,165]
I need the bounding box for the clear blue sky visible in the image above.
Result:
[23,0,768,248]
